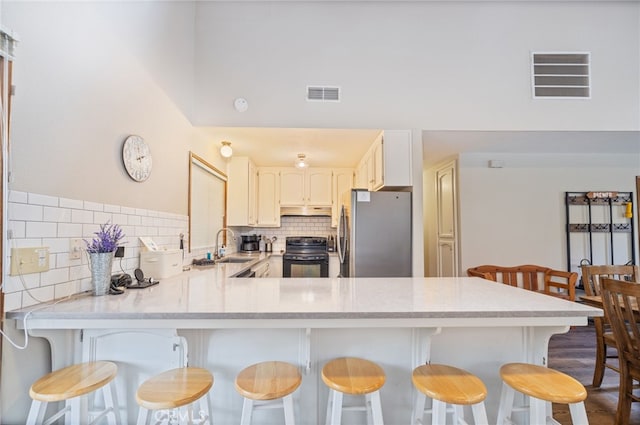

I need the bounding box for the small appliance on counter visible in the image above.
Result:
[139,237,182,279]
[240,234,260,253]
[327,234,336,252]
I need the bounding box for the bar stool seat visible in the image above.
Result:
[27,361,120,425]
[496,362,588,425]
[412,364,488,425]
[136,367,213,425]
[322,357,385,425]
[235,361,302,425]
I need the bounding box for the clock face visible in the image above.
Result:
[122,135,152,182]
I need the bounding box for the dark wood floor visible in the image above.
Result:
[549,322,640,424]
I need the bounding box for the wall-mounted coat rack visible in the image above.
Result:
[566,191,635,273]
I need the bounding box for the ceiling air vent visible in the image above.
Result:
[531,52,590,98]
[306,86,340,102]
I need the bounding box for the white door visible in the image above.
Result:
[436,161,459,277]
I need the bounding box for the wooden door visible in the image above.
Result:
[436,161,458,277]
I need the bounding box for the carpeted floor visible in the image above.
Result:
[549,322,640,424]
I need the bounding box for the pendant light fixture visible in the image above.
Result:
[295,154,308,168]
[220,141,233,158]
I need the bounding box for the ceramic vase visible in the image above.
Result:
[89,251,114,296]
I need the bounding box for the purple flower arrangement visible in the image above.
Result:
[85,222,125,253]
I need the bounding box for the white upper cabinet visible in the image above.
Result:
[280,168,332,207]
[378,129,412,188]
[306,168,333,206]
[354,156,367,190]
[257,167,280,227]
[331,169,354,227]
[371,134,384,190]
[356,130,412,191]
[279,169,305,206]
[227,157,257,226]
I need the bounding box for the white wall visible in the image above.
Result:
[457,152,639,273]
[2,1,225,215]
[193,1,640,131]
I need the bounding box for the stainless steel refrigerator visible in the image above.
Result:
[337,189,412,277]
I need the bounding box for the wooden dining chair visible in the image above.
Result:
[601,277,640,425]
[581,264,639,387]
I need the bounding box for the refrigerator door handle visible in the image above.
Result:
[337,205,346,264]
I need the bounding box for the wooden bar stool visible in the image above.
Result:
[321,357,385,425]
[235,361,302,425]
[412,364,488,425]
[136,367,213,425]
[26,360,120,425]
[496,363,588,425]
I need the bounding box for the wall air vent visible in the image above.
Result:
[531,52,590,98]
[306,86,341,102]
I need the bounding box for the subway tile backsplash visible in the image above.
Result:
[231,216,336,254]
[4,192,337,311]
[4,191,190,311]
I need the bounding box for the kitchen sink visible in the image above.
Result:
[217,257,253,264]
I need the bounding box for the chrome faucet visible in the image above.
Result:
[214,228,235,259]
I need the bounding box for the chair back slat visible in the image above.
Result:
[581,265,639,296]
[601,277,640,425]
[602,278,640,361]
[467,264,577,301]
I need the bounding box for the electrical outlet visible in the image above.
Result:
[10,247,50,276]
[69,239,83,260]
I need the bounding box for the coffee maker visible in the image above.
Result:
[240,234,260,252]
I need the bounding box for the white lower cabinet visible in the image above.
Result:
[268,255,283,278]
[329,254,340,278]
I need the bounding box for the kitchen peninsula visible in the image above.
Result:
[6,273,600,424]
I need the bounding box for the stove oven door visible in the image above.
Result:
[282,256,329,278]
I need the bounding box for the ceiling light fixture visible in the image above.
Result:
[220,141,233,158]
[295,153,308,168]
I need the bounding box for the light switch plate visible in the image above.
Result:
[10,247,50,276]
[69,239,83,260]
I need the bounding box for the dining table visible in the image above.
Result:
[580,294,640,312]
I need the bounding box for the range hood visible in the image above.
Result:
[280,206,332,217]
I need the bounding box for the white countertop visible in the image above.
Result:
[7,271,601,328]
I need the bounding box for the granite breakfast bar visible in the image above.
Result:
[6,271,601,424]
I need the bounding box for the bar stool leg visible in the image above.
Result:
[196,395,211,424]
[327,389,343,425]
[431,399,446,425]
[26,400,47,425]
[325,391,333,425]
[471,402,489,425]
[496,382,515,425]
[412,391,426,424]
[104,380,121,425]
[529,396,546,424]
[568,402,588,424]
[368,391,383,425]
[136,407,150,425]
[365,393,373,425]
[453,404,463,424]
[185,404,194,425]
[240,398,254,425]
[283,393,296,425]
[68,397,81,425]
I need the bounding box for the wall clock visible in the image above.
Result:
[122,135,152,182]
